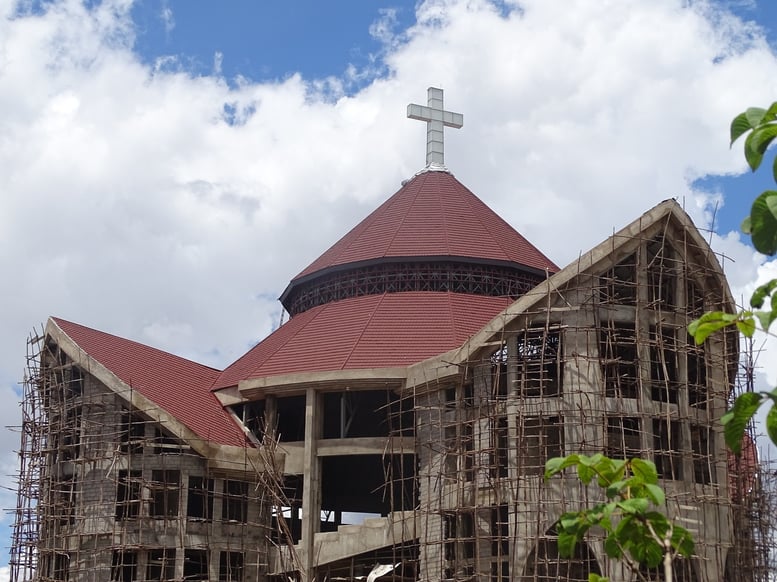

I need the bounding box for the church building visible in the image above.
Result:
[10,89,761,582]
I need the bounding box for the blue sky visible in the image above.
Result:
[130,1,417,85]
[129,0,777,235]
[4,0,777,577]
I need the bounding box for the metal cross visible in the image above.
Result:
[407,87,463,168]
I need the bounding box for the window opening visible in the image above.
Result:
[687,278,704,318]
[518,417,563,476]
[688,346,708,409]
[120,410,144,454]
[600,253,637,305]
[691,424,714,485]
[147,549,175,581]
[491,505,510,582]
[491,416,509,479]
[647,238,677,308]
[521,529,601,582]
[276,396,306,442]
[183,549,208,581]
[154,427,186,454]
[443,510,475,577]
[115,470,141,520]
[601,323,638,399]
[607,417,642,459]
[52,553,70,581]
[111,551,137,582]
[222,480,249,522]
[219,551,244,582]
[150,470,180,518]
[653,419,682,480]
[516,329,562,398]
[650,327,679,403]
[491,344,509,399]
[188,476,214,520]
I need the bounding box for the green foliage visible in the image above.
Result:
[544,455,694,580]
[689,101,777,456]
[687,310,755,344]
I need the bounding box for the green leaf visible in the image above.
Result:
[745,123,777,171]
[671,525,695,557]
[745,130,765,171]
[588,575,609,582]
[644,483,666,506]
[755,311,772,331]
[764,101,777,121]
[724,392,764,454]
[750,279,777,308]
[605,479,628,499]
[766,404,777,446]
[773,153,777,184]
[544,454,579,480]
[765,387,777,404]
[736,316,757,337]
[687,311,740,344]
[578,463,595,484]
[544,456,565,479]
[742,215,753,234]
[731,112,753,145]
[603,533,623,559]
[749,190,777,255]
[577,454,603,484]
[633,536,664,568]
[745,107,768,128]
[556,528,579,558]
[631,458,659,485]
[617,497,649,514]
[560,514,582,531]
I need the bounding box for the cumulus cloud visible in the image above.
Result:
[2,0,777,563]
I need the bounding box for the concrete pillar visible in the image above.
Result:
[300,387,322,582]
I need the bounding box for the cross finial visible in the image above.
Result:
[407,87,463,170]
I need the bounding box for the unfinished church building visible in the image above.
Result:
[10,88,774,582]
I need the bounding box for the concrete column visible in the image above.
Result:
[300,387,322,582]
[264,395,278,440]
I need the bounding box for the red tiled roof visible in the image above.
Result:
[293,171,558,281]
[52,317,247,448]
[214,292,511,389]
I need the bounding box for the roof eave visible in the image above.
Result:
[238,367,408,399]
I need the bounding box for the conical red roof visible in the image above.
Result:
[293,170,557,281]
[217,169,558,390]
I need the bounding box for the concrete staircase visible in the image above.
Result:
[269,510,417,574]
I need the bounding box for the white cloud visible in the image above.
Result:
[3,0,777,563]
[160,0,174,35]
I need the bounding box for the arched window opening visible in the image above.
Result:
[521,528,601,582]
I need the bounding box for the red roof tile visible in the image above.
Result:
[214,292,511,389]
[52,317,247,448]
[294,171,557,280]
